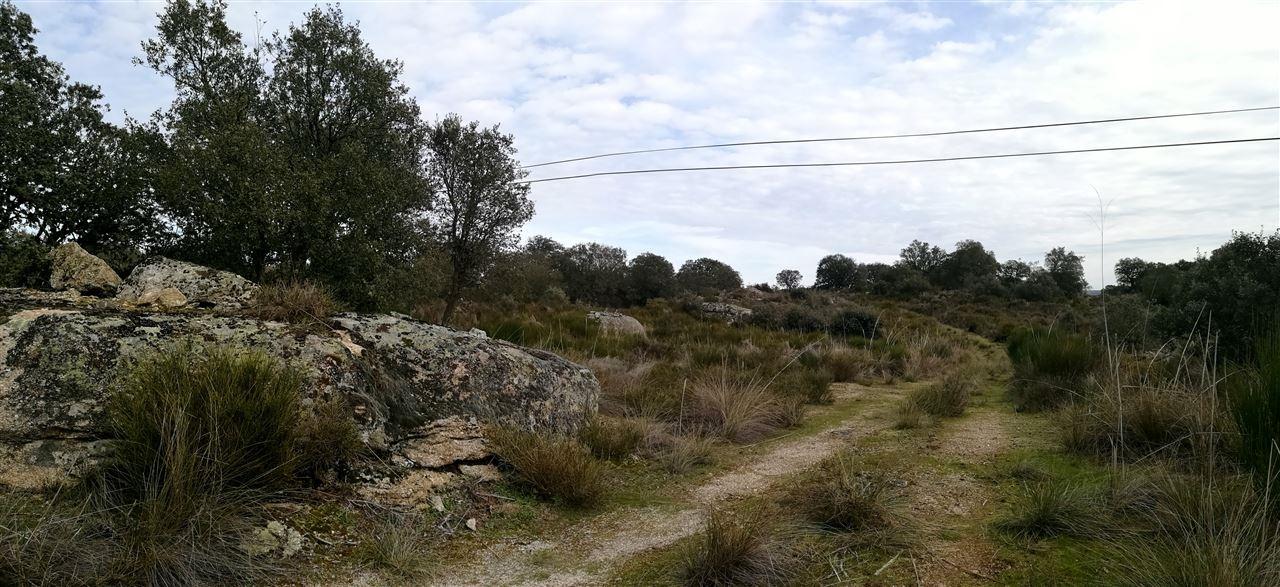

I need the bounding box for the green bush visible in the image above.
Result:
[907,371,975,417]
[1007,327,1100,410]
[781,307,824,333]
[1227,330,1280,497]
[579,416,646,461]
[828,308,879,339]
[0,230,51,288]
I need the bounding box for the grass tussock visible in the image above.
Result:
[893,399,928,429]
[1060,376,1224,466]
[579,416,646,461]
[690,370,788,443]
[252,280,339,324]
[653,434,717,474]
[995,479,1103,539]
[353,513,435,581]
[906,370,976,418]
[1226,329,1280,493]
[793,452,909,548]
[1106,473,1280,586]
[1007,327,1100,411]
[680,507,795,587]
[486,427,606,508]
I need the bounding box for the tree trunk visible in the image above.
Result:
[440,280,462,325]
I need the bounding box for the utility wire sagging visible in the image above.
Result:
[521,137,1280,184]
[522,105,1278,169]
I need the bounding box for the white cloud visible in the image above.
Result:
[16,0,1279,288]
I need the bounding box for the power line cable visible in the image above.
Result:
[521,136,1279,184]
[522,106,1279,168]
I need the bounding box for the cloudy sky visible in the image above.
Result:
[20,0,1280,287]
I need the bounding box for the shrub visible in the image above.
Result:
[680,507,793,587]
[0,230,51,288]
[486,428,606,508]
[781,307,825,333]
[819,345,867,383]
[1226,330,1280,495]
[794,452,906,538]
[769,366,833,405]
[907,371,975,417]
[294,396,365,480]
[690,371,786,443]
[579,416,646,461]
[1007,327,1101,410]
[828,308,879,339]
[252,280,339,324]
[995,480,1103,539]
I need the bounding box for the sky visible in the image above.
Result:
[18,0,1280,288]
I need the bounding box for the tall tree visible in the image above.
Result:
[1044,247,1086,296]
[425,114,533,323]
[933,240,999,289]
[814,254,860,290]
[775,269,802,290]
[560,242,627,306]
[1,0,162,261]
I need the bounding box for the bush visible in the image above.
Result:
[828,308,879,339]
[769,366,833,405]
[781,307,825,333]
[251,280,339,324]
[579,416,646,461]
[1061,381,1222,464]
[907,371,975,417]
[486,428,606,508]
[1007,327,1100,410]
[0,230,50,288]
[680,507,793,587]
[1226,330,1280,495]
[294,397,365,480]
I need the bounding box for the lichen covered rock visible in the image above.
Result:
[0,292,599,497]
[587,311,646,336]
[116,256,258,309]
[699,302,753,324]
[48,243,121,295]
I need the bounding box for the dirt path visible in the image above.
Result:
[432,382,907,587]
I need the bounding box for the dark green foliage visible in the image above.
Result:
[898,239,946,275]
[0,229,49,288]
[1227,329,1280,495]
[560,242,628,306]
[868,264,930,298]
[1,2,163,257]
[426,114,533,322]
[933,239,999,290]
[487,428,606,508]
[1007,327,1100,410]
[1045,247,1087,297]
[828,308,879,338]
[627,252,677,305]
[775,269,801,290]
[142,0,433,308]
[814,254,860,291]
[781,307,824,333]
[680,507,793,587]
[677,257,743,295]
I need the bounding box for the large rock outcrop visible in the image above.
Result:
[116,256,258,309]
[48,243,121,295]
[699,302,753,324]
[0,290,598,495]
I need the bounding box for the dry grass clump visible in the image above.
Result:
[587,358,665,417]
[906,370,976,418]
[295,396,366,480]
[252,280,339,324]
[486,427,606,508]
[793,452,909,547]
[1059,379,1223,464]
[680,507,795,587]
[995,480,1104,539]
[353,512,434,581]
[893,399,928,429]
[1106,473,1280,586]
[690,370,789,443]
[579,416,647,461]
